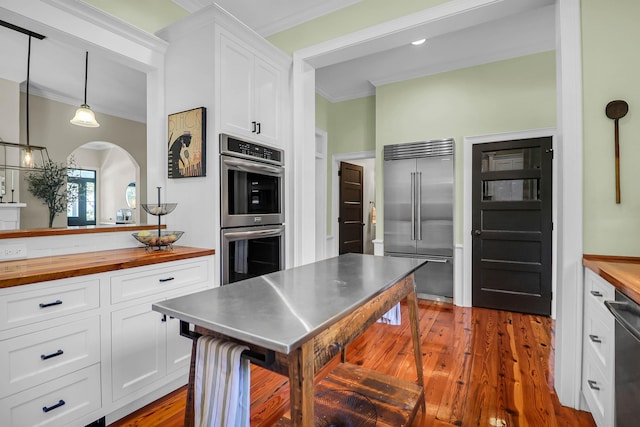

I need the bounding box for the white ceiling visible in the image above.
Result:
[0,0,556,124]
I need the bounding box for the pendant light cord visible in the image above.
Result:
[84,51,88,105]
[26,35,31,150]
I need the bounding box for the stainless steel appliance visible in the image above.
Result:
[220,133,284,228]
[220,134,285,285]
[383,139,454,301]
[606,290,640,427]
[221,224,285,285]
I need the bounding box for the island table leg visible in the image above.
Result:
[406,275,425,413]
[287,340,315,427]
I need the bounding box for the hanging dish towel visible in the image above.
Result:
[377,303,401,325]
[195,336,250,427]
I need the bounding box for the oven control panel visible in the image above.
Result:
[220,134,283,165]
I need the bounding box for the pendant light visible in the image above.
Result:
[23,34,33,167]
[70,51,100,127]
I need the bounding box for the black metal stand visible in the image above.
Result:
[179,320,275,367]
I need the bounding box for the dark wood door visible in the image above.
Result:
[472,137,553,316]
[339,161,364,254]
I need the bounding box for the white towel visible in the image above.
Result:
[195,336,250,427]
[377,302,401,325]
[234,241,248,274]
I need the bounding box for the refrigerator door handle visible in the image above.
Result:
[417,171,422,241]
[410,172,416,240]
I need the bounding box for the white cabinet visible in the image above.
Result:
[219,30,282,146]
[0,254,215,426]
[0,276,102,427]
[108,258,211,405]
[582,268,615,427]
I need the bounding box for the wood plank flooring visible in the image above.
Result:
[110,300,596,427]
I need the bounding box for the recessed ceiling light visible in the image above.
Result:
[411,39,426,46]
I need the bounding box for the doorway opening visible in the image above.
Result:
[68,142,140,225]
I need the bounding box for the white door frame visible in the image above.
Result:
[315,129,328,260]
[292,0,582,408]
[331,151,375,258]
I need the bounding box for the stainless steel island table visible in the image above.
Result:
[153,253,427,426]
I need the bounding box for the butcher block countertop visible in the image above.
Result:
[583,254,640,304]
[0,246,215,289]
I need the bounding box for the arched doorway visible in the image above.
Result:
[68,141,140,226]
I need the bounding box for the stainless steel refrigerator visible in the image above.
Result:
[383,139,454,301]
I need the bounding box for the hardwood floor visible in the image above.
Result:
[110,300,596,427]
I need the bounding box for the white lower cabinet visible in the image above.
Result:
[0,364,101,427]
[0,254,214,426]
[582,268,615,427]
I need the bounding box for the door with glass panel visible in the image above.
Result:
[67,168,96,226]
[472,137,553,316]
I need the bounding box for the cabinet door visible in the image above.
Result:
[165,316,193,375]
[253,56,280,145]
[220,34,254,138]
[111,304,166,402]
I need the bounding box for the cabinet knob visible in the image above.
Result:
[588,334,602,343]
[590,290,603,297]
[42,400,66,413]
[41,349,64,360]
[587,380,600,391]
[256,122,261,134]
[252,121,257,133]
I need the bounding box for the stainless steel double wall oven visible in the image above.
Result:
[220,134,285,284]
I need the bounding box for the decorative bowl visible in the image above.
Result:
[132,230,184,248]
[141,203,177,216]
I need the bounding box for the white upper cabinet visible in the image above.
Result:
[218,30,282,146]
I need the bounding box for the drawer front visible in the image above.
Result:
[0,279,100,331]
[0,364,101,427]
[110,259,209,304]
[582,347,613,427]
[584,269,615,313]
[583,298,614,372]
[0,316,100,398]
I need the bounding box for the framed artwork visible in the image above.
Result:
[168,107,206,178]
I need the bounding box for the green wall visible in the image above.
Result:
[267,0,449,56]
[582,0,640,256]
[376,52,557,243]
[316,95,376,235]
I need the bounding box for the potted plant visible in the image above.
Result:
[26,158,77,228]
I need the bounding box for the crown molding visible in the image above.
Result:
[256,0,362,37]
[43,0,168,55]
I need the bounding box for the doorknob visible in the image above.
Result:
[473,229,482,236]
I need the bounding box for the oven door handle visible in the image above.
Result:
[223,158,283,175]
[224,229,283,239]
[605,300,640,343]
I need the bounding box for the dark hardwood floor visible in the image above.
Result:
[110,300,596,427]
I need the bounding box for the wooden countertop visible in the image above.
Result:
[0,246,215,289]
[583,254,640,304]
[0,224,163,239]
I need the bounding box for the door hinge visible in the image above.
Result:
[338,217,341,223]
[551,222,554,231]
[545,148,554,159]
[338,169,342,177]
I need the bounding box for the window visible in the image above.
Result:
[67,168,96,226]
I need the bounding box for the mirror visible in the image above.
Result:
[0,14,147,230]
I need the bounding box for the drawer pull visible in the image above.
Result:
[589,334,602,343]
[587,380,600,391]
[39,300,63,308]
[159,277,175,283]
[42,399,65,413]
[41,349,64,360]
[590,290,603,297]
